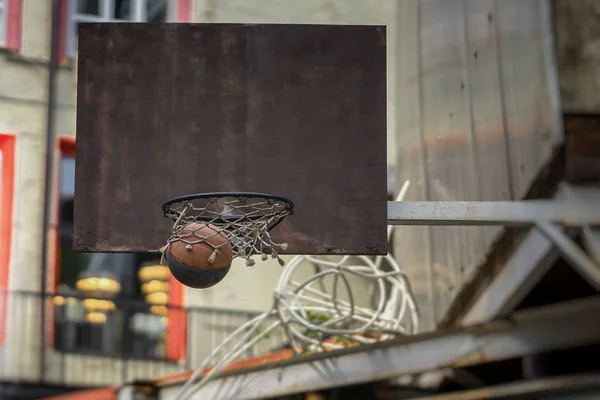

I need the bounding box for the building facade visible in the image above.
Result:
[0,1,389,397]
[1,0,578,398]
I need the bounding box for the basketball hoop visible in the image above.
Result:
[162,192,294,267]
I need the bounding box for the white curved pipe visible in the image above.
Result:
[177,180,419,400]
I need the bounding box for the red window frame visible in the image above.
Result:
[50,136,187,361]
[2,0,23,52]
[0,132,16,345]
[176,0,193,22]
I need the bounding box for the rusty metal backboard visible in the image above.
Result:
[73,23,387,255]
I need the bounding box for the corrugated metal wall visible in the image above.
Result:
[393,0,564,331]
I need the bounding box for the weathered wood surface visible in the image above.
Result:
[74,23,388,255]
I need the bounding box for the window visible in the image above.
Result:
[67,0,169,56]
[0,0,23,51]
[0,133,16,345]
[53,137,186,361]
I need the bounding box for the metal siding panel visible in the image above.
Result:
[394,0,563,328]
[394,0,437,331]
[464,0,511,253]
[496,0,562,198]
[420,0,487,321]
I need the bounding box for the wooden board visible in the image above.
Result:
[73,23,388,255]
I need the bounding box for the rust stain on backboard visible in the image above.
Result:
[74,23,388,255]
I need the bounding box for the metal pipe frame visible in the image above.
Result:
[39,0,61,383]
[457,186,600,326]
[156,296,600,400]
[387,199,600,291]
[402,373,600,400]
[386,200,600,227]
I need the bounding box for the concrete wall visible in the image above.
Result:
[0,1,179,386]
[1,1,57,384]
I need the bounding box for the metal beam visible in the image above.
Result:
[460,228,561,326]
[402,373,600,400]
[432,186,600,326]
[536,222,600,291]
[117,385,135,400]
[582,227,600,265]
[387,201,600,227]
[158,296,600,400]
[564,184,600,266]
[459,185,600,326]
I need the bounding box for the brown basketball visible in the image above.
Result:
[166,223,233,289]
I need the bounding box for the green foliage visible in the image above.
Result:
[297,311,330,354]
[336,336,351,347]
[305,311,329,324]
[246,325,272,343]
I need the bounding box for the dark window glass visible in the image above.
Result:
[54,156,168,359]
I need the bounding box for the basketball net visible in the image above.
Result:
[175,181,420,400]
[161,194,293,267]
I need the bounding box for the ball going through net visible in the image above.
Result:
[166,223,233,289]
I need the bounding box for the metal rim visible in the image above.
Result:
[162,191,294,231]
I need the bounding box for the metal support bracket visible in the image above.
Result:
[460,227,562,326]
[536,222,600,291]
[387,200,600,227]
[387,199,600,292]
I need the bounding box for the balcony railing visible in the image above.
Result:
[0,290,286,387]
